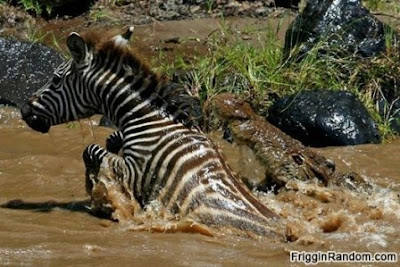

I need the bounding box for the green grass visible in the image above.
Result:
[0,0,56,16]
[66,122,78,129]
[89,8,120,24]
[157,19,400,139]
[363,0,385,11]
[205,0,217,13]
[26,25,64,51]
[17,0,51,16]
[362,0,400,13]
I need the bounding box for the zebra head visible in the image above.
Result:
[21,27,135,133]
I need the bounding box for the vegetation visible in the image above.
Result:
[6,0,54,16]
[157,19,400,139]
[363,0,400,13]
[89,8,120,24]
[25,25,65,55]
[0,0,57,16]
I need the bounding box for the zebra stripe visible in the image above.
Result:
[21,28,283,239]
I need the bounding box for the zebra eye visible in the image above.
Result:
[52,75,62,85]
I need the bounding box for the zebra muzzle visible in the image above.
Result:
[21,103,51,133]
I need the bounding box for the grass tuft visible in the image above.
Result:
[158,18,400,139]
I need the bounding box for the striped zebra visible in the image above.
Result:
[21,27,284,239]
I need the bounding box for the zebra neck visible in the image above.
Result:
[97,70,169,128]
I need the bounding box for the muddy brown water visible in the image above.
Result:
[1,106,399,266]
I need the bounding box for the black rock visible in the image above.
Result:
[283,0,396,61]
[182,0,203,4]
[268,90,381,147]
[0,38,64,107]
[8,0,95,18]
[276,0,300,8]
[0,99,18,107]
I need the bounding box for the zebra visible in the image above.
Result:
[21,27,285,239]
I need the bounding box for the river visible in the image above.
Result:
[0,106,399,266]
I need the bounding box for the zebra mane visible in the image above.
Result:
[79,29,203,129]
[81,29,153,76]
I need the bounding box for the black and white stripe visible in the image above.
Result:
[22,27,283,238]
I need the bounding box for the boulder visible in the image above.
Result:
[268,90,381,147]
[283,0,396,61]
[8,0,95,18]
[0,38,64,107]
[276,0,300,8]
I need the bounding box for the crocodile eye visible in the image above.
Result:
[292,153,304,165]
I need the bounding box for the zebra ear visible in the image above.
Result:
[67,32,87,63]
[112,26,134,47]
